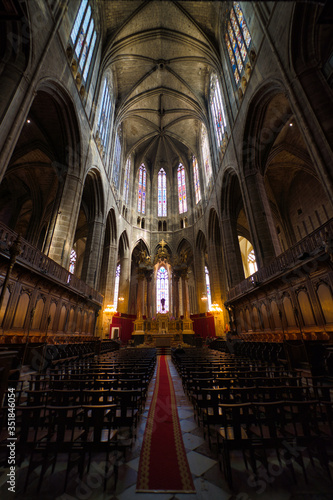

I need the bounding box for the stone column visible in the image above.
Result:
[221,215,245,288]
[48,173,83,269]
[118,253,130,314]
[172,271,180,318]
[80,218,105,288]
[136,270,145,319]
[146,270,153,318]
[100,243,118,306]
[43,173,65,255]
[194,250,208,313]
[181,269,190,319]
[244,171,282,267]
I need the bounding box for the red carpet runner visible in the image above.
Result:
[136,355,195,493]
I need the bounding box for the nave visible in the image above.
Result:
[1,345,333,500]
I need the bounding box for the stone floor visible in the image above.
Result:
[0,355,333,500]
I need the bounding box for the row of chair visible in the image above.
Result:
[172,347,333,488]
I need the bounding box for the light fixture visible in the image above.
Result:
[209,303,222,313]
[118,296,124,302]
[289,122,293,127]
[201,294,208,301]
[26,119,31,124]
[104,304,116,314]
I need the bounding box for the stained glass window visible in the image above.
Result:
[177,164,187,214]
[69,249,77,274]
[248,249,258,275]
[193,156,201,204]
[113,131,121,188]
[225,2,252,85]
[70,0,97,83]
[201,125,212,183]
[113,264,120,309]
[205,266,212,311]
[98,78,112,151]
[210,74,227,148]
[158,168,167,217]
[123,158,131,204]
[137,164,146,214]
[156,266,169,313]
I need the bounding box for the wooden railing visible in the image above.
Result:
[0,222,103,304]
[228,219,333,301]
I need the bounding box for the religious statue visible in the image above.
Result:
[154,239,170,264]
[138,249,147,264]
[161,297,165,311]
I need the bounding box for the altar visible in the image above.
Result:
[131,239,195,346]
[132,312,193,346]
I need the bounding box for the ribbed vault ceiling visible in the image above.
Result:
[102,0,225,171]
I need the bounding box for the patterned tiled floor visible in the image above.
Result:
[1,356,333,500]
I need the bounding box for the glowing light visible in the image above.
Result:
[104,304,116,314]
[209,303,223,313]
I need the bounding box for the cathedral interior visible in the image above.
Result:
[0,0,333,498]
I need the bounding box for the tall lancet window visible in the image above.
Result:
[201,125,212,183]
[210,74,227,148]
[177,164,187,214]
[225,1,252,85]
[248,249,258,275]
[137,164,146,214]
[193,156,201,204]
[70,0,97,82]
[113,264,120,309]
[205,266,212,311]
[158,168,167,216]
[123,157,131,204]
[113,131,121,188]
[97,78,112,151]
[156,266,169,313]
[69,249,77,274]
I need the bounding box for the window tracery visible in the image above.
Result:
[177,164,187,214]
[225,1,252,85]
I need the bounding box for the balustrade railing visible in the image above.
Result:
[0,223,103,304]
[228,219,333,301]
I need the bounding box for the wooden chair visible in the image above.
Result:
[24,405,85,492]
[81,404,119,490]
[216,402,259,488]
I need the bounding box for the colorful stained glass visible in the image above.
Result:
[157,266,169,313]
[123,158,130,204]
[225,2,252,86]
[113,264,120,309]
[158,168,167,217]
[228,21,243,74]
[225,34,240,84]
[234,1,251,47]
[230,9,247,62]
[205,266,212,310]
[201,125,212,182]
[137,164,146,214]
[177,164,187,214]
[193,156,201,204]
